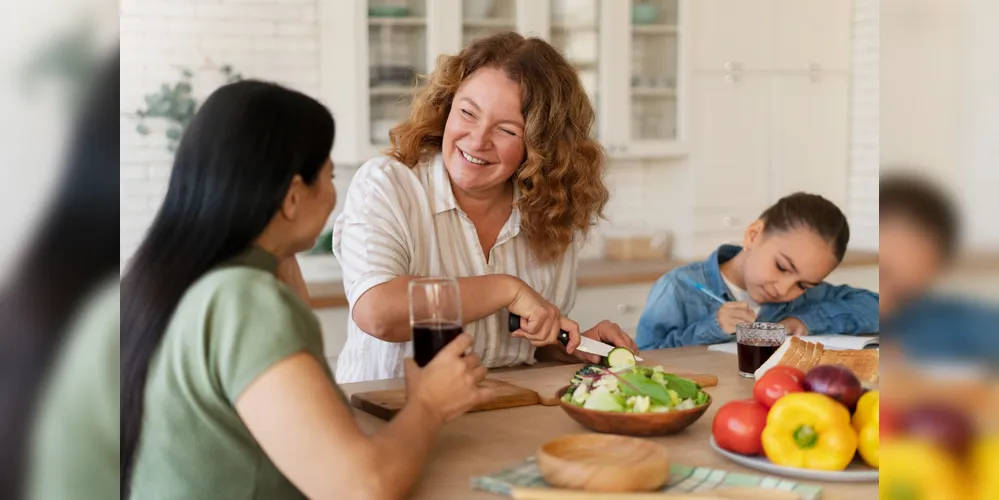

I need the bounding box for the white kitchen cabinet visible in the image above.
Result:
[602,0,690,158]
[773,0,852,72]
[692,0,851,73]
[771,73,850,209]
[314,306,350,370]
[570,283,653,336]
[683,0,852,260]
[690,73,771,209]
[320,0,454,164]
[517,0,690,158]
[692,0,773,71]
[320,0,690,164]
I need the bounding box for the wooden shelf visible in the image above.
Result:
[568,59,598,69]
[368,17,426,27]
[463,18,516,28]
[632,24,679,35]
[369,86,413,96]
[632,87,677,97]
[552,22,598,31]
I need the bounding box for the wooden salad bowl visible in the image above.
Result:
[556,385,713,437]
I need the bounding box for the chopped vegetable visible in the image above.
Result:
[583,386,624,412]
[561,363,710,414]
[607,347,637,369]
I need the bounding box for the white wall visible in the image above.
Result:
[960,0,999,251]
[881,0,999,253]
[847,0,879,251]
[119,0,327,264]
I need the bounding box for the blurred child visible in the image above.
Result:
[636,193,879,349]
[879,174,999,366]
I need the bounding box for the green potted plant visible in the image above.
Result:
[133,63,243,152]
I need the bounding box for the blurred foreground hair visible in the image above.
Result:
[0,47,120,499]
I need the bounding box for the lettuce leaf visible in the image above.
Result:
[662,373,701,400]
[616,372,673,406]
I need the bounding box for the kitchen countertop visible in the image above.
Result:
[340,346,878,499]
[306,251,880,309]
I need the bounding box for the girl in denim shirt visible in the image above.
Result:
[636,193,879,349]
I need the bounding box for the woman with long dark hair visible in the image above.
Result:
[120,80,493,499]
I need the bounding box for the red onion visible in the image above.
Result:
[802,364,863,411]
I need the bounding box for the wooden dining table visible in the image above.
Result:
[339,346,879,499]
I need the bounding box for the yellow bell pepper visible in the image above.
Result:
[879,439,966,500]
[761,392,858,471]
[853,391,879,468]
[971,434,999,500]
[852,390,879,432]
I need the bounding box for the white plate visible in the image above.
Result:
[709,437,879,483]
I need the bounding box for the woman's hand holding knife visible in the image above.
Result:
[506,281,582,353]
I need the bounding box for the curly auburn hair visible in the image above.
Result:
[387,31,610,263]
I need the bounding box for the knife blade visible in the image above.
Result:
[507,313,644,361]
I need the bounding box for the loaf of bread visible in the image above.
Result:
[754,336,879,387]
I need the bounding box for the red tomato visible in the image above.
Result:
[712,399,769,456]
[765,365,806,383]
[753,369,804,408]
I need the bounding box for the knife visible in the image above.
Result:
[507,314,644,361]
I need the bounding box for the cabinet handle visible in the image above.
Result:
[724,74,740,84]
[616,304,634,314]
[724,61,741,71]
[722,216,733,227]
[807,62,821,83]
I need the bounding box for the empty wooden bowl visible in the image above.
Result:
[556,385,712,437]
[537,433,670,492]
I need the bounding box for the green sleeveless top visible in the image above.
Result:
[127,247,342,499]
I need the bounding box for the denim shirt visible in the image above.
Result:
[636,245,880,350]
[881,296,999,367]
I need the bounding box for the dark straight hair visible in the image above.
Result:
[119,80,335,496]
[0,48,120,500]
[759,192,851,262]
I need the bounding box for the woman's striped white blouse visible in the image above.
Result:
[332,154,579,383]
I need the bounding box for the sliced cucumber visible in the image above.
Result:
[606,347,637,369]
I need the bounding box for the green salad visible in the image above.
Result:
[561,348,710,413]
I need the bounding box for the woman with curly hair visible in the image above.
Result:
[333,32,637,383]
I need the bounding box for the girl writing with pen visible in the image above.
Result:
[635,193,879,349]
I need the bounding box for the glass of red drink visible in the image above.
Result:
[736,322,787,378]
[409,277,463,367]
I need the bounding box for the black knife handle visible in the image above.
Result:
[507,313,570,346]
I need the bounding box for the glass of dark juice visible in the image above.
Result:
[409,277,463,367]
[736,322,787,378]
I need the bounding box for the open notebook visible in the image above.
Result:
[707,334,879,354]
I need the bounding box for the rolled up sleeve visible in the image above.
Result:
[332,161,413,308]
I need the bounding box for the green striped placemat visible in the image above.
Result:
[471,457,824,499]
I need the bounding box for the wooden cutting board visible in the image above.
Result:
[351,378,541,420]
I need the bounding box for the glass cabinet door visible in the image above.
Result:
[548,0,601,139]
[462,0,518,47]
[629,0,680,143]
[368,0,429,146]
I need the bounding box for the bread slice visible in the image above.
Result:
[819,348,880,387]
[754,337,823,378]
[754,336,879,387]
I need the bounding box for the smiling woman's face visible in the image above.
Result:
[441,66,526,197]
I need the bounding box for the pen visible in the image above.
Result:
[679,275,727,305]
